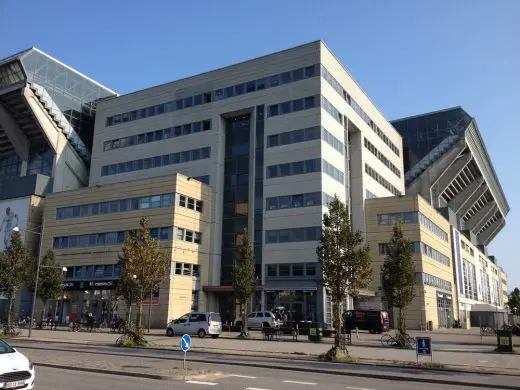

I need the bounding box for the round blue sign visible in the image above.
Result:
[181,334,191,352]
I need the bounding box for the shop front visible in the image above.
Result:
[436,291,453,328]
[62,280,118,324]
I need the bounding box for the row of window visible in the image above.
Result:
[266,158,344,184]
[418,213,449,241]
[383,241,449,266]
[265,226,321,244]
[268,95,318,117]
[56,193,203,220]
[104,119,212,152]
[173,262,200,277]
[52,226,202,249]
[101,147,211,177]
[321,65,400,156]
[105,64,320,127]
[266,192,333,211]
[363,137,401,178]
[365,164,401,196]
[321,96,343,124]
[462,259,478,300]
[461,240,475,256]
[377,211,448,241]
[266,192,332,210]
[417,272,452,292]
[266,262,318,277]
[64,264,120,279]
[267,126,344,155]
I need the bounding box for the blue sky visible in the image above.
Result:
[1,0,518,288]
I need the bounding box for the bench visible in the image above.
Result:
[262,326,299,341]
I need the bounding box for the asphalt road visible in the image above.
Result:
[36,365,500,390]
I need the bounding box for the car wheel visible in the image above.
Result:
[166,328,174,337]
[198,329,206,338]
[211,335,219,339]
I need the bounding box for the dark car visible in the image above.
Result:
[343,309,389,334]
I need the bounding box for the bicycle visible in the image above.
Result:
[381,331,416,348]
[2,323,21,336]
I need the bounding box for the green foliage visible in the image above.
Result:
[508,288,520,315]
[116,326,147,347]
[37,249,64,319]
[316,195,372,349]
[117,217,169,327]
[0,231,32,325]
[382,221,415,336]
[232,228,256,336]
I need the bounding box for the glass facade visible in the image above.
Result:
[254,106,264,277]
[391,107,472,172]
[221,114,251,285]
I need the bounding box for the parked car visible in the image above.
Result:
[235,311,279,329]
[343,309,390,334]
[166,312,222,338]
[0,339,35,389]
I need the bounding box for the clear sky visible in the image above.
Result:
[1,0,518,288]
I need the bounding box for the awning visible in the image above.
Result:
[470,303,507,313]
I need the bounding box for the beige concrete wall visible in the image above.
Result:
[365,195,456,330]
[41,173,212,326]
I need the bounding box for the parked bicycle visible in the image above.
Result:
[480,326,496,336]
[381,331,416,348]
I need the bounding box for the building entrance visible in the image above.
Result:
[436,291,453,328]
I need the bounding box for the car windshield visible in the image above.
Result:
[0,340,15,354]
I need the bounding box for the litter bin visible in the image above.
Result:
[308,322,323,342]
[496,329,513,353]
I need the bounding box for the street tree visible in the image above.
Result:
[508,288,520,316]
[232,228,256,337]
[0,231,32,328]
[382,221,415,344]
[316,195,372,358]
[32,249,64,322]
[117,217,169,328]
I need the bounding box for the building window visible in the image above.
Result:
[365,164,401,196]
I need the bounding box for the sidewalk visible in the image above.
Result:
[16,328,520,374]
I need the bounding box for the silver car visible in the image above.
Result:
[166,312,222,338]
[240,311,279,329]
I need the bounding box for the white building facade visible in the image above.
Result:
[88,41,404,326]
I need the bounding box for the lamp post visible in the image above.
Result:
[13,225,66,338]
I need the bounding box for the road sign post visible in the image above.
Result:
[416,336,432,363]
[181,334,191,369]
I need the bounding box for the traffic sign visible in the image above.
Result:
[181,334,191,352]
[416,336,432,356]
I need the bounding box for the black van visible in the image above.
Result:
[343,310,389,334]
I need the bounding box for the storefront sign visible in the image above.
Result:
[436,292,452,300]
[63,280,118,290]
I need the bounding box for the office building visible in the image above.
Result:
[40,173,211,326]
[0,48,115,316]
[365,195,455,330]
[87,41,404,326]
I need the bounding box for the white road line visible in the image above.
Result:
[185,380,219,386]
[283,380,317,385]
[346,387,375,390]
[231,374,258,379]
[246,388,271,390]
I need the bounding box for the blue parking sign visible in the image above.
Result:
[416,337,432,356]
[181,334,191,352]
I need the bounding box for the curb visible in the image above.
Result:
[31,356,520,390]
[15,337,520,377]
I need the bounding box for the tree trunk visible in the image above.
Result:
[397,307,406,335]
[6,293,14,326]
[126,303,132,324]
[333,301,341,348]
[241,302,247,336]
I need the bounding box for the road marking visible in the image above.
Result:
[185,380,219,386]
[283,380,317,385]
[346,387,375,390]
[246,388,271,390]
[231,375,258,379]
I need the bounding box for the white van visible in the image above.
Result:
[166,312,222,338]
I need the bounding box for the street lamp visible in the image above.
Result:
[13,225,66,337]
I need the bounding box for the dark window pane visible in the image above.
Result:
[279,264,290,276]
[269,105,279,117]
